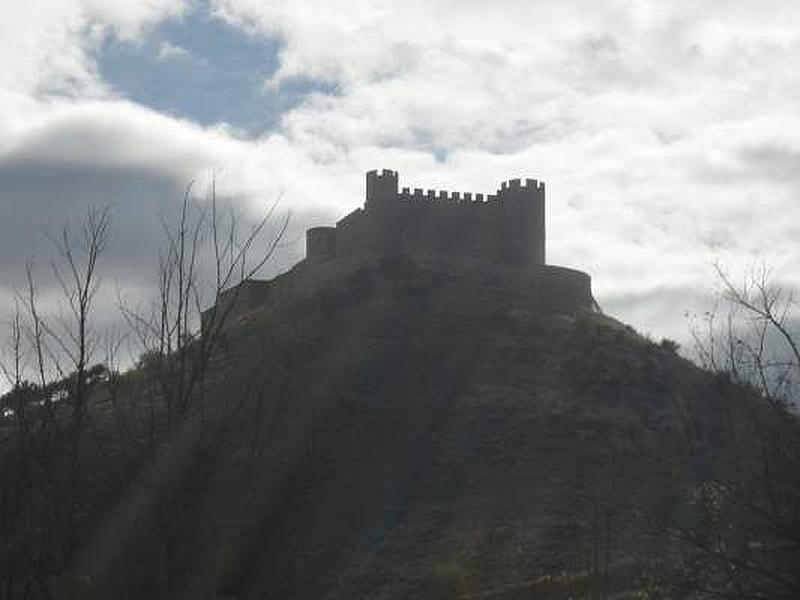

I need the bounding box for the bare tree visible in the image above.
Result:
[24,262,50,396]
[122,182,287,429]
[0,206,113,598]
[47,206,111,461]
[0,300,24,405]
[0,186,288,596]
[678,264,800,598]
[113,181,286,594]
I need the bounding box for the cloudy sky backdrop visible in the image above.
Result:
[2,0,800,360]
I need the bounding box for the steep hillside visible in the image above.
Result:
[210,260,697,599]
[4,256,795,599]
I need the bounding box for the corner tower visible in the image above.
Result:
[496,178,546,265]
[365,169,399,208]
[306,226,336,264]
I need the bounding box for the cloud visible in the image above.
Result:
[4,99,239,173]
[0,0,187,97]
[156,40,192,62]
[3,0,800,361]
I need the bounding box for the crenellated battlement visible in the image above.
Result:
[365,168,399,184]
[398,187,494,203]
[498,178,545,192]
[388,174,539,206]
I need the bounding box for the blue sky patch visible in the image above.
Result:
[98,3,330,135]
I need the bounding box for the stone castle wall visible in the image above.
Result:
[201,257,593,335]
[307,169,545,267]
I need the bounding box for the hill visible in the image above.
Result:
[2,255,797,599]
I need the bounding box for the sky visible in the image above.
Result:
[1,0,800,371]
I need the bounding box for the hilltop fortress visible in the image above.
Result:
[307,169,546,266]
[202,170,593,331]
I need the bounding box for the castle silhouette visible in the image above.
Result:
[202,170,593,332]
[307,169,545,266]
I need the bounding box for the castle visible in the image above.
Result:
[307,169,546,267]
[202,170,593,332]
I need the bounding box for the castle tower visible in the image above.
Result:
[306,226,336,264]
[496,178,546,265]
[365,169,399,208]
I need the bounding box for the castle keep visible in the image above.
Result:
[202,170,592,331]
[306,169,546,267]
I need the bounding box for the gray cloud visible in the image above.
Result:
[0,159,183,287]
[738,144,800,183]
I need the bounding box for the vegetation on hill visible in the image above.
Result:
[1,207,798,599]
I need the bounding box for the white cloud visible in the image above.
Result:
[3,0,800,349]
[81,0,188,39]
[0,0,187,96]
[156,41,192,62]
